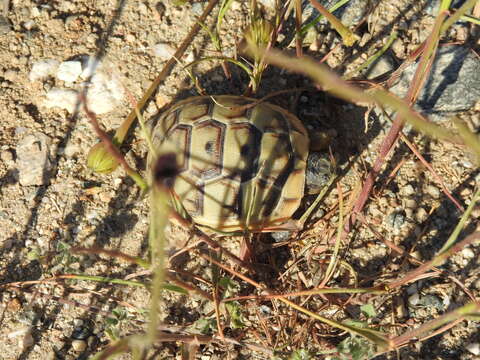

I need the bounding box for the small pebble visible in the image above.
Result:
[29,59,60,82]
[84,73,124,114]
[408,292,420,306]
[271,231,291,242]
[461,247,475,259]
[23,20,36,30]
[73,319,84,327]
[415,207,428,223]
[466,343,480,356]
[57,61,83,82]
[191,2,204,15]
[71,339,87,352]
[0,149,14,164]
[406,283,418,295]
[16,133,52,186]
[404,199,417,209]
[31,7,41,17]
[43,88,79,113]
[386,210,406,229]
[152,43,175,61]
[72,326,91,340]
[402,184,415,197]
[426,185,440,199]
[63,143,80,158]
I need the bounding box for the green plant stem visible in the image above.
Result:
[437,187,480,254]
[343,31,398,80]
[308,0,358,46]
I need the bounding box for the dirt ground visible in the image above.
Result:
[0,0,479,359]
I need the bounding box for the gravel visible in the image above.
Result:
[16,132,53,186]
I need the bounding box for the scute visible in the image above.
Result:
[150,95,309,233]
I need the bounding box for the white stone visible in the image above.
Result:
[152,43,175,61]
[72,339,87,352]
[43,88,79,113]
[57,61,82,82]
[408,292,420,306]
[29,59,60,81]
[466,343,480,356]
[402,184,415,196]
[84,72,124,114]
[16,133,52,186]
[31,7,40,17]
[462,247,475,259]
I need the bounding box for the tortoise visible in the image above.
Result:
[148,95,331,234]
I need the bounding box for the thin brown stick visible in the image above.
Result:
[399,132,464,211]
[387,232,480,290]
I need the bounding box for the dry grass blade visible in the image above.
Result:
[199,252,392,351]
[388,231,480,290]
[388,301,480,350]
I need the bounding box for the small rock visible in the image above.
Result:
[23,20,36,31]
[29,59,60,82]
[415,207,428,223]
[0,149,14,165]
[461,247,475,259]
[418,294,443,310]
[43,88,79,113]
[71,339,87,352]
[408,292,420,306]
[57,61,83,82]
[63,143,80,158]
[406,283,418,295]
[4,69,19,82]
[365,54,396,79]
[390,46,480,122]
[404,199,417,209]
[152,43,176,61]
[271,231,291,242]
[401,184,415,197]
[466,343,480,356]
[84,73,124,114]
[16,133,52,186]
[31,7,40,18]
[191,2,204,15]
[386,210,406,229]
[337,0,369,27]
[426,185,440,199]
[73,319,84,327]
[72,326,91,340]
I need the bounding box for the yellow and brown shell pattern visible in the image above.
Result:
[149,95,309,233]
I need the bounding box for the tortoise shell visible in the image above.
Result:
[149,95,309,233]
